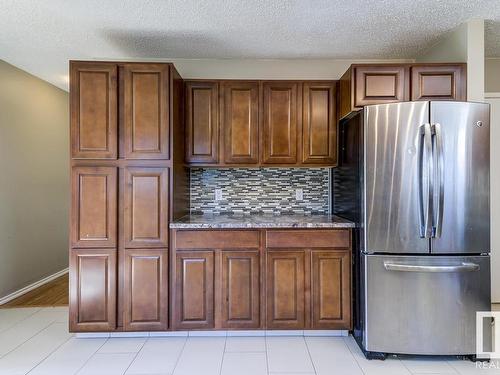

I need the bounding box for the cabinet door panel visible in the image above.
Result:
[222,81,259,164]
[411,65,466,101]
[221,251,260,329]
[69,249,116,331]
[124,167,169,248]
[185,82,219,163]
[123,249,168,331]
[174,251,214,329]
[302,82,337,164]
[70,62,117,159]
[262,82,299,164]
[311,251,351,329]
[354,66,408,107]
[71,167,117,248]
[266,251,305,329]
[122,64,170,159]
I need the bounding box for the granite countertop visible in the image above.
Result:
[169,213,355,229]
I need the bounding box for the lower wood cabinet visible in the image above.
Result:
[220,251,260,329]
[174,251,215,329]
[69,249,116,332]
[266,251,306,329]
[123,249,168,331]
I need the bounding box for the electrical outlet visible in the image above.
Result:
[215,189,223,201]
[295,188,303,201]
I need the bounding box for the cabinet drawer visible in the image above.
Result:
[266,230,350,249]
[175,230,260,249]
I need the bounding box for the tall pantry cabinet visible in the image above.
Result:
[69,61,187,332]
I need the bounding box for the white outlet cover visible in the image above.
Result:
[215,189,223,201]
[295,188,303,201]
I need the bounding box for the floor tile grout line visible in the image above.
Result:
[0,307,42,335]
[170,335,189,375]
[121,336,148,375]
[303,336,318,375]
[342,336,369,375]
[219,334,228,375]
[0,315,61,360]
[25,327,74,375]
[74,337,110,375]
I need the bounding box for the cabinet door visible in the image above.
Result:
[311,251,351,329]
[354,65,408,107]
[185,81,219,163]
[124,167,169,248]
[174,251,215,329]
[411,65,466,101]
[122,64,170,159]
[262,82,299,164]
[70,62,117,159]
[123,249,168,331]
[302,82,337,165]
[220,251,260,329]
[222,81,259,164]
[71,167,117,248]
[69,249,116,332]
[266,251,305,329]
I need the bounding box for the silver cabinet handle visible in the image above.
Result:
[432,123,444,238]
[418,124,434,238]
[384,262,480,273]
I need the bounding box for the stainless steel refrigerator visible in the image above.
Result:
[333,101,491,359]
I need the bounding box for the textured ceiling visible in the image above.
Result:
[1,0,500,90]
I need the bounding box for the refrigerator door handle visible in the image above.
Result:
[432,123,444,238]
[418,124,434,238]
[384,262,480,273]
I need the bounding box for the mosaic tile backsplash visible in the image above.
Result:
[190,168,330,215]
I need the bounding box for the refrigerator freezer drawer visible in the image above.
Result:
[363,254,491,355]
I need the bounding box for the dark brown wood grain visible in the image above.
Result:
[410,64,466,101]
[70,62,117,159]
[69,248,116,332]
[221,81,260,164]
[123,248,168,331]
[266,229,351,249]
[121,64,170,159]
[175,230,260,250]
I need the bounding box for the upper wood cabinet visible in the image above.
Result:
[69,248,116,332]
[185,81,219,164]
[339,63,467,119]
[262,82,299,164]
[302,82,337,165]
[70,62,117,159]
[123,167,169,248]
[121,64,170,159]
[71,167,117,248]
[123,249,168,331]
[410,64,466,101]
[221,81,259,164]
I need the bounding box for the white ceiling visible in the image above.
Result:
[1,0,500,91]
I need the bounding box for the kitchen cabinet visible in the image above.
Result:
[69,249,116,332]
[71,166,117,248]
[123,249,168,331]
[121,64,170,159]
[174,251,215,330]
[302,82,337,164]
[266,251,306,329]
[123,167,169,248]
[185,81,219,164]
[70,62,117,159]
[339,63,466,119]
[221,81,259,164]
[70,61,188,333]
[262,81,299,164]
[184,80,338,167]
[410,64,466,101]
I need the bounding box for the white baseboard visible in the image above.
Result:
[0,268,69,306]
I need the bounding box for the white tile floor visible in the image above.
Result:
[0,307,498,375]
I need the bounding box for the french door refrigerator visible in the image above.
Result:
[333,101,491,358]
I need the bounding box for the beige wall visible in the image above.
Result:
[416,23,468,63]
[0,60,69,299]
[486,59,500,92]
